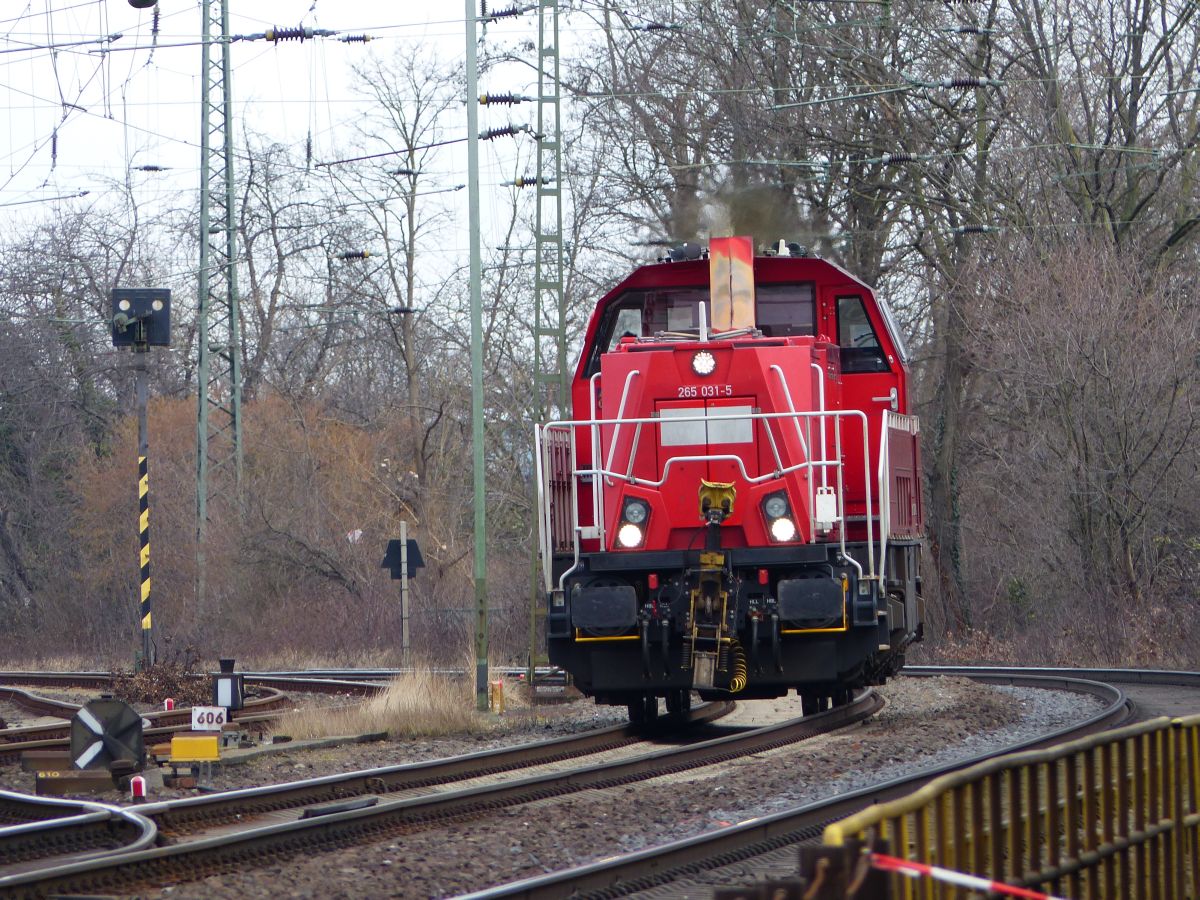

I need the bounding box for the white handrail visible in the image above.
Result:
[877,411,891,589]
[536,405,877,593]
[588,372,603,547]
[810,362,829,490]
[768,364,811,460]
[603,369,641,481]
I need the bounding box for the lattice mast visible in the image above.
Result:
[196,0,243,603]
[529,0,566,682]
[532,0,567,416]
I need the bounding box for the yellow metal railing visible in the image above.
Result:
[823,715,1200,898]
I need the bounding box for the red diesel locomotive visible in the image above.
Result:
[535,237,923,722]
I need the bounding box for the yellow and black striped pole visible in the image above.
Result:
[139,452,152,660]
[135,354,155,668]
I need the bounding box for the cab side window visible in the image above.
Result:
[607,306,645,351]
[837,296,889,373]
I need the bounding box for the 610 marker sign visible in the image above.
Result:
[191,706,228,731]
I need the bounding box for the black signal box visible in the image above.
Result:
[112,288,171,348]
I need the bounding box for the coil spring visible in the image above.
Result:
[729,640,748,693]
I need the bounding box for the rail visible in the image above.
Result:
[823,713,1200,898]
[457,671,1129,899]
[0,697,878,897]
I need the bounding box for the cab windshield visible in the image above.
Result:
[585,283,815,376]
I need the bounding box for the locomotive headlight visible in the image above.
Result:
[617,523,645,548]
[691,350,716,376]
[763,493,789,519]
[770,517,797,542]
[622,498,649,525]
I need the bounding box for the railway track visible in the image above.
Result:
[0,672,383,764]
[0,791,157,880]
[0,693,878,897]
[1,666,1182,899]
[462,669,1136,899]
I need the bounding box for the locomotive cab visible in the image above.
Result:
[534,237,923,720]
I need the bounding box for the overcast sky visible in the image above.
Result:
[0,2,550,239]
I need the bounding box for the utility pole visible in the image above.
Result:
[196,0,242,607]
[528,0,566,689]
[465,0,489,711]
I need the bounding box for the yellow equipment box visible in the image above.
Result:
[170,734,220,763]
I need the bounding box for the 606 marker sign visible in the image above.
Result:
[191,706,228,731]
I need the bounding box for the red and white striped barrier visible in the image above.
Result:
[870,853,1067,900]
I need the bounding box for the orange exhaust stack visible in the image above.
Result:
[708,236,755,331]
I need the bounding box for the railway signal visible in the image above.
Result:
[112,287,171,670]
[69,698,146,771]
[212,658,245,711]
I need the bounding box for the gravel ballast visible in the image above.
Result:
[110,676,1106,899]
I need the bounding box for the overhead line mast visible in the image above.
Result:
[193,11,368,606]
[196,0,240,608]
[529,0,566,686]
[533,0,567,419]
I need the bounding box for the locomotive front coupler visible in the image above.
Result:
[684,480,739,689]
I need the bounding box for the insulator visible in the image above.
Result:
[265,26,314,43]
[503,175,552,187]
[480,0,487,16]
[339,34,372,43]
[479,93,530,106]
[954,26,990,34]
[50,130,57,168]
[392,167,418,177]
[484,4,525,20]
[941,76,994,88]
[337,250,370,260]
[136,165,167,172]
[881,153,914,164]
[954,224,994,234]
[480,124,529,141]
[305,134,312,170]
[151,5,160,35]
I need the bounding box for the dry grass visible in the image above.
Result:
[270,669,488,740]
[237,649,408,671]
[0,653,118,672]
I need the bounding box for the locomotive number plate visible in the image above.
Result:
[678,384,732,398]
